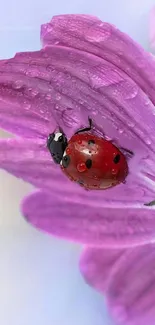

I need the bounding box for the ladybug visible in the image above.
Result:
[47,118,132,190]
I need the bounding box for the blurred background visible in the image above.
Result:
[0,1,154,324]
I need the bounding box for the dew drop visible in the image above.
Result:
[55,93,61,100]
[113,89,118,95]
[24,103,31,110]
[13,80,23,89]
[26,70,37,77]
[77,162,87,173]
[31,89,39,97]
[128,122,135,128]
[145,138,152,145]
[30,61,37,69]
[66,147,71,155]
[46,65,54,72]
[55,104,59,111]
[79,99,85,105]
[144,97,150,106]
[126,87,138,99]
[45,93,52,100]
[118,128,124,134]
[112,168,118,175]
[92,110,97,116]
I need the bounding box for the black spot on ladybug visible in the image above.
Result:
[62,155,70,168]
[85,159,92,169]
[113,154,121,164]
[88,139,95,145]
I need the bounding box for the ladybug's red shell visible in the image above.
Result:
[61,133,128,190]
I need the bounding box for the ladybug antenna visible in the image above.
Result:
[58,126,65,135]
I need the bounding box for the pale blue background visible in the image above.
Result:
[0,1,155,325]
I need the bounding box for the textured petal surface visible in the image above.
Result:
[41,15,155,104]
[0,101,53,138]
[79,247,125,293]
[1,45,155,203]
[0,15,155,206]
[0,138,64,189]
[150,7,155,51]
[21,190,155,247]
[107,244,155,325]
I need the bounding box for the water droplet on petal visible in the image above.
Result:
[92,110,97,116]
[45,93,52,100]
[31,89,39,97]
[55,104,59,111]
[46,65,54,72]
[145,138,152,145]
[13,80,23,89]
[24,103,31,110]
[30,61,37,69]
[55,93,61,100]
[118,128,124,134]
[126,87,138,99]
[128,122,135,128]
[144,97,150,106]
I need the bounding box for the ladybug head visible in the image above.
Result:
[47,132,68,164]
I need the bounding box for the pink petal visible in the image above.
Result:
[107,244,155,325]
[21,190,155,247]
[1,46,155,202]
[150,7,155,51]
[0,100,52,138]
[0,137,64,189]
[41,15,155,104]
[79,247,125,293]
[0,39,155,155]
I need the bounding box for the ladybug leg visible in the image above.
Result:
[47,133,55,149]
[75,117,92,134]
[120,147,133,159]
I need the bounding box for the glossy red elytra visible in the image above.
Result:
[47,118,133,190]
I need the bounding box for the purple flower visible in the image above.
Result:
[0,14,155,248]
[80,244,155,325]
